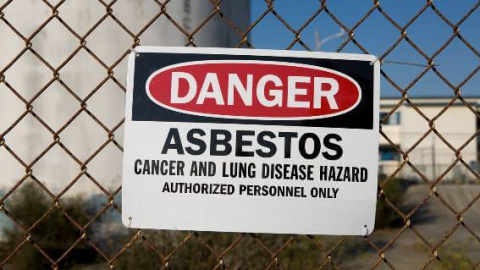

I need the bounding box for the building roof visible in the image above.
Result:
[380,96,480,108]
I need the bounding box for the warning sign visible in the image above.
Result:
[122,47,380,235]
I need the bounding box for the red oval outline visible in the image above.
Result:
[146,60,362,120]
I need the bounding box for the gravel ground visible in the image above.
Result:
[342,184,480,270]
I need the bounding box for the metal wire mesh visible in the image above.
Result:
[0,0,479,269]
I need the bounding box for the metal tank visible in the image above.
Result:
[0,0,250,193]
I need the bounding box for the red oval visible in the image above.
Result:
[146,60,361,120]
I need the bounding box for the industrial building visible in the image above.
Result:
[379,97,480,182]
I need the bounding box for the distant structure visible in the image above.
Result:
[379,97,480,182]
[314,28,346,51]
[0,1,250,193]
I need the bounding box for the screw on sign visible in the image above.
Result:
[122,47,380,235]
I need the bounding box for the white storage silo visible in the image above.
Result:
[0,0,251,194]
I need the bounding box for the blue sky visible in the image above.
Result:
[250,0,480,98]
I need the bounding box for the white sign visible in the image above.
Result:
[122,46,380,235]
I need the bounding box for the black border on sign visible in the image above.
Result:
[130,48,377,130]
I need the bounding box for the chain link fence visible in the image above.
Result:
[0,0,479,269]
